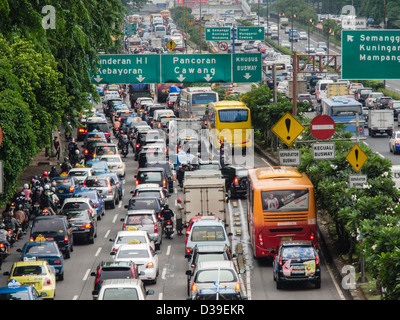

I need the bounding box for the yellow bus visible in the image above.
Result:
[247,166,317,259]
[206,101,252,151]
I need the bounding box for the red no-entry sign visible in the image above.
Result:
[310,115,336,140]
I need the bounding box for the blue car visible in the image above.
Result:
[98,172,123,201]
[0,281,44,300]
[17,240,64,281]
[85,160,109,175]
[52,176,81,204]
[73,189,106,220]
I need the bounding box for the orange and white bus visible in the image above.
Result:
[247,166,317,259]
[160,10,171,19]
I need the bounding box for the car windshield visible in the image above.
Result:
[102,288,139,300]
[190,226,226,242]
[196,269,236,283]
[117,249,149,259]
[25,243,59,255]
[281,246,315,259]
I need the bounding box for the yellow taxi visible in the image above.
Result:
[4,260,56,299]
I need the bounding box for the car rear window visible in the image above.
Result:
[13,266,46,276]
[32,219,65,233]
[196,269,236,283]
[87,123,109,132]
[117,249,149,259]
[190,226,226,242]
[102,288,139,300]
[137,172,162,183]
[99,268,134,281]
[54,179,72,186]
[125,213,155,225]
[95,146,117,155]
[25,243,59,255]
[281,246,315,259]
[116,235,148,244]
[63,202,91,210]
[85,179,107,187]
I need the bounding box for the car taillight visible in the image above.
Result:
[64,236,69,242]
[186,229,190,236]
[69,186,75,193]
[53,258,62,265]
[122,223,126,230]
[146,262,154,268]
[80,224,91,230]
[118,164,123,168]
[136,144,140,149]
[186,247,193,255]
[315,254,320,265]
[235,282,241,291]
[29,237,34,242]
[84,149,88,155]
[95,268,101,283]
[163,179,167,188]
[310,233,315,241]
[278,256,283,267]
[135,179,139,185]
[233,177,239,186]
[191,282,197,292]
[154,222,158,234]
[257,233,263,246]
[44,278,52,286]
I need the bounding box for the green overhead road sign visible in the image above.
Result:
[237,27,265,41]
[232,53,262,82]
[342,30,400,79]
[91,54,160,84]
[125,24,137,35]
[91,53,262,84]
[161,54,232,83]
[205,27,231,41]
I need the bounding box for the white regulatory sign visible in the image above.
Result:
[349,174,367,188]
[312,143,335,160]
[278,149,301,166]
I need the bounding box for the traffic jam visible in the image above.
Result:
[0,9,352,301]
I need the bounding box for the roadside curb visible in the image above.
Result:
[254,142,366,300]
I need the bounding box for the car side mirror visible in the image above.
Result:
[124,205,128,209]
[146,289,155,296]
[110,251,116,255]
[109,238,114,242]
[185,270,192,276]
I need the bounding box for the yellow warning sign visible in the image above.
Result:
[271,112,305,147]
[166,39,177,51]
[346,144,368,172]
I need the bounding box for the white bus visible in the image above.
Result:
[177,87,219,120]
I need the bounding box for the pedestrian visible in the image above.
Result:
[176,198,184,235]
[53,136,61,160]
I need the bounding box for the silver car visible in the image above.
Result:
[83,176,119,209]
[120,209,162,250]
[187,260,242,299]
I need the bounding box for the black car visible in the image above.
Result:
[375,96,393,109]
[272,241,321,289]
[125,197,163,217]
[354,87,373,105]
[86,120,111,143]
[90,261,141,299]
[135,167,168,192]
[30,216,74,259]
[146,161,174,193]
[61,209,97,244]
[221,165,248,199]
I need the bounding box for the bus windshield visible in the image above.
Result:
[218,109,248,122]
[192,93,217,105]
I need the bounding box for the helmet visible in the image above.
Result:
[163,204,169,209]
[51,166,56,171]
[123,135,128,139]
[75,149,80,154]
[51,187,56,192]
[44,184,50,190]
[177,198,182,203]
[23,183,29,189]
[0,223,5,229]
[43,171,48,176]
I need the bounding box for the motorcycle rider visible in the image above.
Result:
[0,223,11,256]
[177,164,185,188]
[71,149,83,167]
[61,156,72,174]
[3,211,20,241]
[49,166,59,179]
[40,185,56,215]
[14,203,28,234]
[120,134,129,156]
[49,187,60,214]
[22,183,32,202]
[160,204,174,235]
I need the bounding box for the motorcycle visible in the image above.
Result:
[31,202,41,219]
[163,218,174,239]
[0,241,9,270]
[121,144,129,158]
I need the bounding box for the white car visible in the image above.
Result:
[60,197,96,216]
[99,154,125,177]
[109,230,155,254]
[112,244,159,283]
[299,31,308,40]
[67,168,96,184]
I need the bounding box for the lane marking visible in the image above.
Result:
[112,213,119,224]
[82,268,91,281]
[95,247,102,257]
[104,229,110,238]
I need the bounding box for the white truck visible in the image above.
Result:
[183,170,226,224]
[368,109,394,137]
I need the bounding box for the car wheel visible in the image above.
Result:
[314,278,321,289]
[110,200,115,209]
[276,279,283,289]
[64,249,71,259]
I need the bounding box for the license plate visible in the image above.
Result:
[58,189,64,193]
[281,236,292,241]
[45,237,54,241]
[166,225,172,229]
